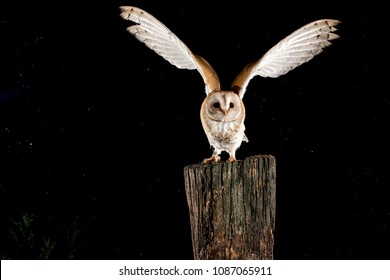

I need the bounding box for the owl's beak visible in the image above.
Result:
[220,108,230,122]
[220,105,229,114]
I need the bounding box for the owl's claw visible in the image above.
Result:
[203,155,237,164]
[203,155,221,164]
[227,156,237,163]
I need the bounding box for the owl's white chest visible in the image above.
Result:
[202,118,246,152]
[210,120,242,142]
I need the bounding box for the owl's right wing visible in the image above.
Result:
[120,6,220,95]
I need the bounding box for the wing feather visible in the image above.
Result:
[232,19,340,98]
[120,6,220,94]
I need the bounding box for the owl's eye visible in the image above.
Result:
[229,102,234,108]
[213,102,220,109]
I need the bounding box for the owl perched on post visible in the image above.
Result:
[119,6,340,163]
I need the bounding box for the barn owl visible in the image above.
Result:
[120,6,340,163]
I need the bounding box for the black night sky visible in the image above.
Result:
[1,1,389,260]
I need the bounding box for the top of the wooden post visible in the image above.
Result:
[184,154,276,170]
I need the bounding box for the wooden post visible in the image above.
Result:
[183,155,276,260]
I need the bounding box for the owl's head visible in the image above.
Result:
[203,91,244,123]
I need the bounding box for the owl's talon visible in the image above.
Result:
[227,157,237,163]
[203,155,221,164]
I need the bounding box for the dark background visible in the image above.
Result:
[1,0,389,259]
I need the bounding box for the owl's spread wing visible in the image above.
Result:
[120,6,220,94]
[232,19,340,98]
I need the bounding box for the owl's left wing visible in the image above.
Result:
[232,19,340,98]
[120,6,220,94]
